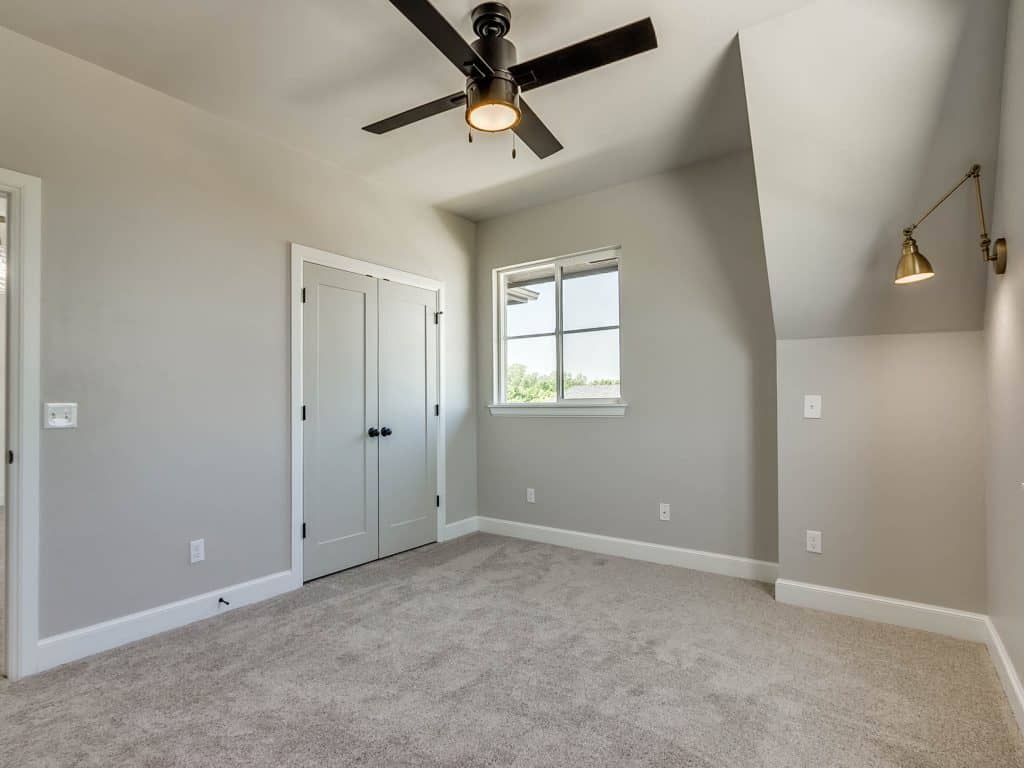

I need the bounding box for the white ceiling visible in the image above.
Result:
[0,0,809,220]
[742,0,1009,338]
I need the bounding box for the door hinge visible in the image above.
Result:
[434,311,443,324]
[7,450,12,465]
[301,405,307,421]
[301,287,306,303]
[302,522,307,539]
[435,404,440,416]
[436,495,440,508]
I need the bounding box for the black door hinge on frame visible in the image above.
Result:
[302,523,307,539]
[302,405,307,421]
[435,404,440,416]
[436,495,440,508]
[434,311,443,325]
[7,450,12,465]
[301,288,306,303]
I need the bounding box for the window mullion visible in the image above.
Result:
[505,331,559,341]
[561,324,620,336]
[499,273,508,403]
[555,265,564,402]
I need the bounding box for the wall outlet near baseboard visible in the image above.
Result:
[806,530,822,554]
[526,488,536,504]
[659,503,671,521]
[190,538,205,564]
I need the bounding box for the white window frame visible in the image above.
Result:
[489,246,627,418]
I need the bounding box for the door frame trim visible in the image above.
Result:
[290,243,447,583]
[2,168,43,680]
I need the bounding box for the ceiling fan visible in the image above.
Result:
[363,1,658,159]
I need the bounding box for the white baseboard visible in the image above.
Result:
[984,617,1024,735]
[439,515,480,542]
[472,516,778,583]
[774,579,988,643]
[36,569,299,673]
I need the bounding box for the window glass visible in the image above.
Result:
[562,261,619,331]
[506,336,557,403]
[563,329,620,400]
[496,249,621,404]
[505,266,555,337]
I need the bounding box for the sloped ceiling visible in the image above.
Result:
[740,0,1008,339]
[0,0,1009,337]
[0,0,810,221]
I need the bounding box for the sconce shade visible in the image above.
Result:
[895,236,936,285]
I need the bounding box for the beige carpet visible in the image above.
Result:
[2,532,1022,767]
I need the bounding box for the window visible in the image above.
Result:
[491,248,625,416]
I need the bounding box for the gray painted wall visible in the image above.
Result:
[742,0,1007,339]
[777,332,988,612]
[987,0,1024,687]
[0,27,478,637]
[475,153,779,563]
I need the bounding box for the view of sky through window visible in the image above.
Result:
[502,257,620,403]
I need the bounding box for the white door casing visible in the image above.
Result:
[291,244,445,582]
[1,168,42,680]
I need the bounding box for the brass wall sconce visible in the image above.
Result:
[895,164,1008,284]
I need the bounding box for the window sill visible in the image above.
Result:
[487,402,628,418]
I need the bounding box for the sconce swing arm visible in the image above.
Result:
[903,164,1007,275]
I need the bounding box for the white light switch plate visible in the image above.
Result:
[803,395,822,419]
[806,530,823,554]
[44,402,78,429]
[526,488,536,504]
[659,503,671,521]
[190,539,205,564]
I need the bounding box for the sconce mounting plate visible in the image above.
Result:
[993,237,1008,275]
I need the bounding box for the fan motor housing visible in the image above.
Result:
[471,2,516,71]
[471,35,517,72]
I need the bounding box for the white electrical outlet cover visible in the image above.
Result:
[44,402,78,429]
[803,395,822,419]
[806,530,823,554]
[190,538,205,564]
[526,488,536,504]
[659,503,671,521]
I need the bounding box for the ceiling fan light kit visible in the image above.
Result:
[364,0,658,159]
[465,77,520,133]
[465,4,520,132]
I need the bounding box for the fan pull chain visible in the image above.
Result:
[512,132,517,159]
[468,129,473,144]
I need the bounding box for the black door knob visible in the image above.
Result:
[367,427,380,437]
[380,426,393,437]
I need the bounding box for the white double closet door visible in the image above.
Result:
[303,262,439,581]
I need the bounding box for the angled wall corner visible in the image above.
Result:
[985,0,1024,715]
[739,0,1008,340]
[736,0,1008,618]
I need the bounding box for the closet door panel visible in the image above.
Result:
[378,280,438,557]
[303,263,379,579]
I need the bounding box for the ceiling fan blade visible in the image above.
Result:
[386,0,493,78]
[514,100,563,159]
[363,92,467,134]
[510,18,657,92]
